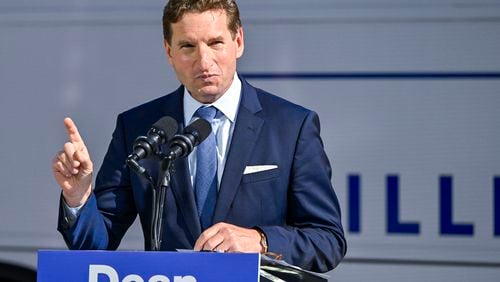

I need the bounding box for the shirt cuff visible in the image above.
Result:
[62,199,84,227]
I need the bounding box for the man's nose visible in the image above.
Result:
[197,45,213,71]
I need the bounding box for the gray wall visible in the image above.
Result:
[1,0,500,280]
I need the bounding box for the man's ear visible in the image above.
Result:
[235,27,245,59]
[164,39,173,65]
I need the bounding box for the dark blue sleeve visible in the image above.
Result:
[259,111,347,272]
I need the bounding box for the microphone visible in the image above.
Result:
[168,118,212,160]
[126,116,178,164]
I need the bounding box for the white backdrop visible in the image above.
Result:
[1,0,500,281]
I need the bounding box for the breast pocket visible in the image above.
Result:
[241,167,280,184]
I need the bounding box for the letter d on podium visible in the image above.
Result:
[89,265,119,282]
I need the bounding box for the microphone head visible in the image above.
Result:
[184,118,211,146]
[151,116,178,141]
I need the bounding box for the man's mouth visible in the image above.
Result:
[196,74,218,83]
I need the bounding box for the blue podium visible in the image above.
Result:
[37,250,260,282]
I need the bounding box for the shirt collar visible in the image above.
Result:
[183,72,241,124]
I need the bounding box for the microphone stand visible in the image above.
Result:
[151,152,175,251]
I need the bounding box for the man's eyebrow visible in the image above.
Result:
[209,36,225,42]
[176,36,226,47]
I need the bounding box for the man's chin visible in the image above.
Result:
[192,86,224,103]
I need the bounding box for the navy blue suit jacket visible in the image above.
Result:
[58,76,346,272]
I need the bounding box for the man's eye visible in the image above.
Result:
[180,44,194,49]
[211,41,224,46]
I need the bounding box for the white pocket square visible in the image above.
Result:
[243,165,278,175]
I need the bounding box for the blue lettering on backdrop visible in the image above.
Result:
[386,175,420,234]
[495,177,500,236]
[346,174,499,237]
[440,176,474,236]
[348,174,361,233]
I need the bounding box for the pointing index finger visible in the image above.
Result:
[63,117,84,145]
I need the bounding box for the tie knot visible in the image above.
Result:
[196,106,217,122]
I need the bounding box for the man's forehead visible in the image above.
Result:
[176,9,227,26]
[170,9,231,41]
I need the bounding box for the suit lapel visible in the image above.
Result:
[161,87,202,240]
[170,157,202,239]
[213,78,264,223]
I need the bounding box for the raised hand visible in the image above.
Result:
[52,117,94,207]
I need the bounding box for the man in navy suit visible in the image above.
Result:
[53,0,346,272]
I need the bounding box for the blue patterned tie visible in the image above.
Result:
[194,106,218,230]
